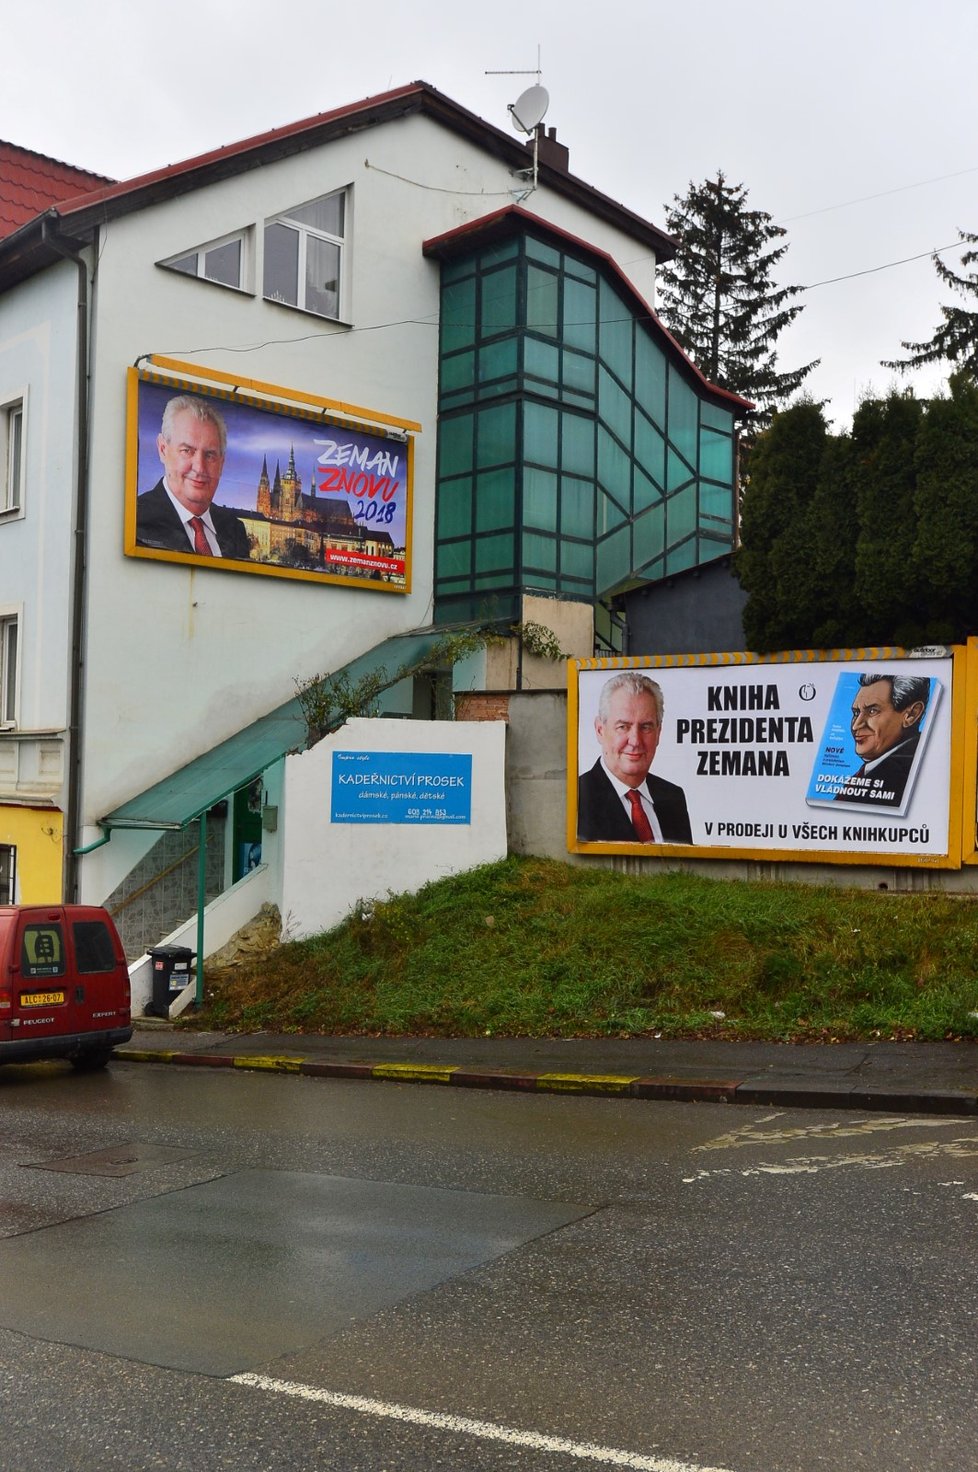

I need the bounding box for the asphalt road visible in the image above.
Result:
[1,1057,976,1471]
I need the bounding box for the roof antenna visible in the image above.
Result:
[486,48,549,199]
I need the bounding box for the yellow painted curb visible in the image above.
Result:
[372,1063,459,1084]
[536,1072,639,1094]
[116,1048,176,1063]
[231,1055,304,1073]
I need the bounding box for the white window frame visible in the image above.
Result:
[0,392,26,519]
[159,228,253,293]
[262,188,348,321]
[0,608,19,729]
[0,844,15,905]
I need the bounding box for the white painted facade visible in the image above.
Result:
[0,85,672,922]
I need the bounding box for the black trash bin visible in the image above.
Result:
[148,946,195,1019]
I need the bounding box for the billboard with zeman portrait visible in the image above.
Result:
[124,366,415,592]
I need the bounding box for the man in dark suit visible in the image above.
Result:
[834,673,930,808]
[136,395,251,560]
[578,672,693,844]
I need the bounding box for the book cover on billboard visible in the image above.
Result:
[805,671,942,817]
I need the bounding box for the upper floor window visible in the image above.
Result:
[263,191,345,320]
[161,230,250,291]
[0,613,17,727]
[1,398,24,515]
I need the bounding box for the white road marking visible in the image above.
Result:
[694,1116,964,1153]
[229,1372,735,1472]
[684,1137,978,1182]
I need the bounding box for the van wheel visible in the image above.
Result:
[71,1049,112,1072]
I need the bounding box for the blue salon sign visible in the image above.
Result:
[331,751,472,824]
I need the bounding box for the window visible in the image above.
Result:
[263,191,345,319]
[72,919,117,974]
[0,614,17,726]
[0,846,14,905]
[161,231,249,291]
[21,922,64,978]
[1,399,24,514]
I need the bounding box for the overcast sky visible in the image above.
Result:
[5,0,976,428]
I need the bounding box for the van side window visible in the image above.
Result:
[22,924,65,978]
[72,920,117,974]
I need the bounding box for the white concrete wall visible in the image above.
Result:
[281,716,506,940]
[0,261,80,774]
[76,107,662,840]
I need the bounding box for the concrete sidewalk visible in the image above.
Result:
[119,1023,978,1115]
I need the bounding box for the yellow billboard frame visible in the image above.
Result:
[567,644,975,869]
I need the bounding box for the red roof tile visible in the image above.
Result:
[0,142,112,240]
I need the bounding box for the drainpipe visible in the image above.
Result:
[41,215,91,902]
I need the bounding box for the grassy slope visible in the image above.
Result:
[188,857,978,1042]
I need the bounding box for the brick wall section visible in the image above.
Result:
[455,693,510,723]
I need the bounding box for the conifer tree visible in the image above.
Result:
[883,230,978,377]
[657,173,818,424]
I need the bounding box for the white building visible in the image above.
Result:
[0,83,746,951]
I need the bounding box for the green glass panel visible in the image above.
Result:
[560,412,594,476]
[475,468,515,532]
[434,576,470,594]
[564,277,596,352]
[442,278,476,353]
[634,330,666,424]
[667,482,697,544]
[526,573,558,591]
[633,504,665,568]
[598,366,632,446]
[524,402,559,468]
[478,379,519,401]
[562,388,595,409]
[523,532,557,572]
[598,279,633,385]
[632,466,660,514]
[634,411,665,488]
[666,539,697,575]
[699,532,732,561]
[597,425,630,502]
[524,467,558,530]
[481,265,518,335]
[700,426,733,484]
[476,403,516,467]
[667,446,694,492]
[441,350,474,393]
[525,237,561,268]
[564,255,596,285]
[526,265,559,336]
[559,476,594,539]
[598,486,627,535]
[439,414,474,475]
[700,399,734,432]
[525,336,560,384]
[700,481,733,524]
[474,531,514,571]
[437,540,471,578]
[559,538,592,578]
[667,366,698,464]
[562,347,595,395]
[436,476,472,538]
[441,257,473,285]
[439,389,473,411]
[596,524,632,593]
[480,238,519,267]
[479,337,518,382]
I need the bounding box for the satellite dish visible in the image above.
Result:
[509,83,549,135]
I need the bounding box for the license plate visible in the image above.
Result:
[21,990,66,1007]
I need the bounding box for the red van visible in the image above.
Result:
[0,905,132,1070]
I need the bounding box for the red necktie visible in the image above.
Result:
[189,516,213,556]
[626,788,654,842]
